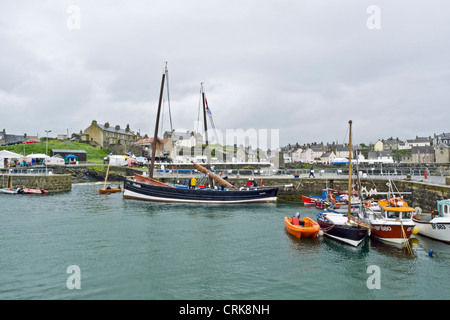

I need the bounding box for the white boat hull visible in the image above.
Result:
[1,188,19,194]
[413,217,450,243]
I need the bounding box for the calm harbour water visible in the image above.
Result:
[0,183,449,300]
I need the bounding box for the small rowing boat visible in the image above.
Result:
[284,215,321,238]
[99,159,122,194]
[99,187,122,194]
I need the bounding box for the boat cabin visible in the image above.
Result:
[382,208,414,220]
[378,199,414,220]
[437,200,450,218]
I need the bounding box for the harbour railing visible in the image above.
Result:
[0,168,53,175]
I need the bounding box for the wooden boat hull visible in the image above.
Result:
[284,217,320,238]
[316,212,368,247]
[123,178,278,204]
[99,188,122,194]
[413,215,450,243]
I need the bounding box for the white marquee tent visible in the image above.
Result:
[0,150,23,168]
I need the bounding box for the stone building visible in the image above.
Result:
[135,137,167,158]
[84,120,138,148]
[411,146,435,163]
[435,144,450,163]
[433,133,450,146]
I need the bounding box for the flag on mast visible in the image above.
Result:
[205,98,212,116]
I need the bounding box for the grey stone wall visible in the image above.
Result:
[0,174,72,192]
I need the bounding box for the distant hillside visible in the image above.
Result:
[0,140,110,163]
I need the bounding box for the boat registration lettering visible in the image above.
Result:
[431,223,447,230]
[374,226,392,232]
[132,183,141,188]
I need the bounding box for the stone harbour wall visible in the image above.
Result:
[0,174,72,193]
[24,165,449,211]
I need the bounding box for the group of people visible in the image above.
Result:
[185,175,261,190]
[246,178,258,187]
[188,177,197,189]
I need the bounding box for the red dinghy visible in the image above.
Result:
[22,188,48,194]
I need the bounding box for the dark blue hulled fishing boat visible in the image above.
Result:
[123,174,278,204]
[123,64,279,204]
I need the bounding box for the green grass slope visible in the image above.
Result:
[0,140,110,163]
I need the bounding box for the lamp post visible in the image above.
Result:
[45,130,52,156]
[45,130,51,175]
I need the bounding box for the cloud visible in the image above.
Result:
[0,0,449,147]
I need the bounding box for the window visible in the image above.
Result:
[402,212,412,219]
[386,210,399,219]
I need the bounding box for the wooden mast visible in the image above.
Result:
[347,120,353,223]
[149,63,167,178]
[201,82,213,188]
[103,160,110,189]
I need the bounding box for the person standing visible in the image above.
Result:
[309,166,315,178]
[190,177,197,189]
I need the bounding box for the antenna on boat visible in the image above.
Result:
[149,62,168,178]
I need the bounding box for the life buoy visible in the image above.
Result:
[335,203,341,209]
[389,198,403,207]
[364,201,371,207]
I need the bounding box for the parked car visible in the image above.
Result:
[23,140,36,144]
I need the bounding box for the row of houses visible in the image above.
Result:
[3,121,449,165]
[282,133,450,164]
[374,134,450,151]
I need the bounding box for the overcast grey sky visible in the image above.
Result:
[1,0,449,147]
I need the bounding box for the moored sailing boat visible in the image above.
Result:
[123,63,279,204]
[316,120,369,246]
[99,158,121,194]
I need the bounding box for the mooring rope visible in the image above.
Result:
[400,219,414,255]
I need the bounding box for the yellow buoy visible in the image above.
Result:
[412,226,419,235]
